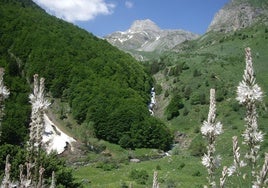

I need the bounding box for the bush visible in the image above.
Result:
[165,179,177,188]
[121,182,129,188]
[156,164,161,170]
[129,169,149,185]
[164,90,169,98]
[155,84,162,95]
[193,69,202,77]
[190,92,200,105]
[178,162,186,170]
[95,161,119,171]
[182,107,189,116]
[183,86,192,100]
[192,170,202,177]
[231,102,240,112]
[189,135,206,157]
[166,94,184,120]
[171,144,180,155]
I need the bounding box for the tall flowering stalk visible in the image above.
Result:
[28,74,50,183]
[28,74,50,157]
[201,88,223,187]
[37,166,45,188]
[219,136,246,188]
[1,157,56,187]
[0,68,10,140]
[50,171,56,188]
[0,73,56,187]
[236,47,263,181]
[253,153,268,187]
[1,155,11,188]
[19,163,32,187]
[220,166,228,188]
[152,171,159,188]
[226,136,246,177]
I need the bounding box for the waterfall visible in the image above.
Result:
[148,87,156,115]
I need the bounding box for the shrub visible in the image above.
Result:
[121,182,129,188]
[183,86,192,100]
[193,69,202,77]
[182,107,189,116]
[178,162,186,170]
[189,135,206,157]
[166,94,184,120]
[95,161,119,171]
[129,169,149,185]
[171,144,180,155]
[164,90,170,98]
[190,92,201,105]
[156,164,161,170]
[155,84,162,95]
[192,170,202,177]
[165,179,177,188]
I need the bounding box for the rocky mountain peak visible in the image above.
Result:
[105,19,199,60]
[129,19,160,32]
[207,0,268,33]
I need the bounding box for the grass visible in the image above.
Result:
[71,23,268,187]
[74,155,206,188]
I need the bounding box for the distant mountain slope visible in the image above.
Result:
[105,19,199,60]
[0,0,172,150]
[148,19,268,159]
[207,0,268,32]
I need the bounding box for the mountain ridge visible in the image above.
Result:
[207,0,268,33]
[105,19,199,60]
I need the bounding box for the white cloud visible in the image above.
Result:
[33,0,115,22]
[125,1,133,9]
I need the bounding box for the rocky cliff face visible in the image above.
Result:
[105,19,199,56]
[207,0,268,33]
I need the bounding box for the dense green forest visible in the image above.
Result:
[0,0,172,151]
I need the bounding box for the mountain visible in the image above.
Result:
[105,19,199,60]
[207,0,268,33]
[0,0,173,150]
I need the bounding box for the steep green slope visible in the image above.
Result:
[0,0,172,149]
[149,23,268,156]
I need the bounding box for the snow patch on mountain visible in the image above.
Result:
[42,113,76,154]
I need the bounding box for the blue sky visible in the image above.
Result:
[33,0,230,37]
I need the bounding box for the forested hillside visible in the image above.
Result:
[0,0,172,150]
